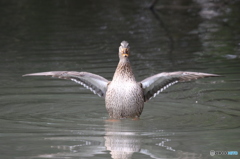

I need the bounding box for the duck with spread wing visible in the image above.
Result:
[23,41,221,119]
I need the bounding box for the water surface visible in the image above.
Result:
[0,0,239,159]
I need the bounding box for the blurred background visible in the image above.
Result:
[0,0,239,159]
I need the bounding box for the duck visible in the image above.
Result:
[23,41,221,119]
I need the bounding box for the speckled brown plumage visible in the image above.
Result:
[105,58,144,119]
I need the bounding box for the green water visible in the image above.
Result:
[0,0,239,159]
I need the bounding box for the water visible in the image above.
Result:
[0,0,240,159]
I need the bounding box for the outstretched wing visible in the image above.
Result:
[23,71,110,97]
[140,71,221,102]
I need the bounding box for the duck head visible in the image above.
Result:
[119,41,130,59]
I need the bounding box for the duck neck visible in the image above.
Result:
[112,58,136,82]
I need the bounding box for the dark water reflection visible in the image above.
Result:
[0,0,240,159]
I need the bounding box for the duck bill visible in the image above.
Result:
[121,48,129,57]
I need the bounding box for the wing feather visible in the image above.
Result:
[140,71,221,102]
[23,71,109,97]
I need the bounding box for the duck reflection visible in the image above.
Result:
[37,120,202,159]
[104,120,142,159]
